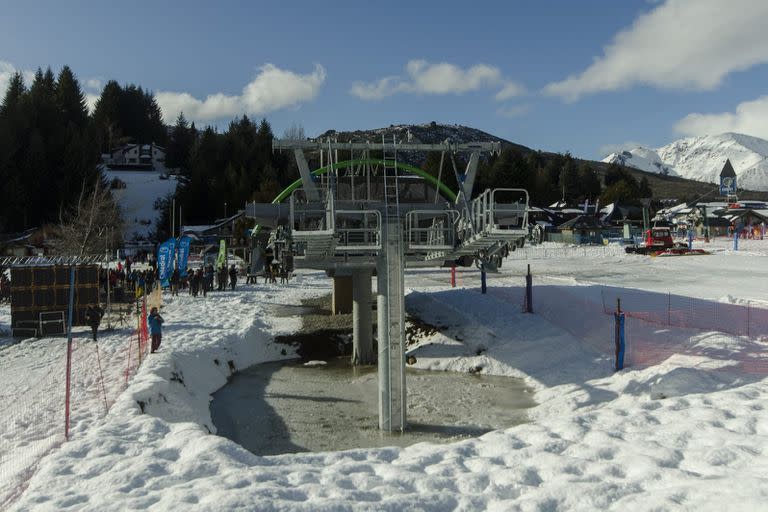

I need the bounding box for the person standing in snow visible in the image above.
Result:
[85,304,104,341]
[190,269,200,297]
[204,265,214,295]
[147,307,164,353]
[229,264,238,291]
[170,268,179,296]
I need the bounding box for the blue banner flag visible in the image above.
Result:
[157,237,177,287]
[177,236,192,277]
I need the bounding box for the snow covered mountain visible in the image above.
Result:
[601,146,676,176]
[602,133,768,192]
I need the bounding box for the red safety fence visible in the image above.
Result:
[598,287,768,341]
[0,299,149,509]
[489,281,768,374]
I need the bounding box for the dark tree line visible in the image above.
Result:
[0,66,173,234]
[152,114,294,240]
[1,63,654,240]
[91,81,167,153]
[0,66,102,232]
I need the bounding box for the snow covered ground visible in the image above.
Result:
[104,169,178,240]
[2,241,768,511]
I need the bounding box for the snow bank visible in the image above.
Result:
[6,243,768,510]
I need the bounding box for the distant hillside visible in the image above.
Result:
[313,123,768,202]
[317,122,527,151]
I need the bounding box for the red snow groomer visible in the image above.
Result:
[625,226,708,256]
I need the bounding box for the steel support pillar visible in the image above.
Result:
[293,148,320,201]
[377,220,406,432]
[352,269,374,365]
[461,151,481,200]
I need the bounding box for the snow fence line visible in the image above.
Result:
[0,299,150,509]
[532,281,768,374]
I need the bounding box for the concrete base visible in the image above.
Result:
[352,270,374,365]
[331,276,353,315]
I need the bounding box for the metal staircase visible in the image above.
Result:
[379,135,406,432]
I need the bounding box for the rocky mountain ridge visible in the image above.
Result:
[602,133,768,192]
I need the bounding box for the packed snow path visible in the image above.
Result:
[4,242,768,511]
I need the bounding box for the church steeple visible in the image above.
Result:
[720,158,736,178]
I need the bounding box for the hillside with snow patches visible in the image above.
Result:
[103,168,178,241]
[602,133,768,192]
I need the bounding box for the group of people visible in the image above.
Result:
[100,267,159,299]
[167,264,240,298]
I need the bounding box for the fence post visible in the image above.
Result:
[614,298,625,371]
[667,292,671,326]
[734,230,739,251]
[480,264,487,294]
[450,264,456,288]
[64,265,75,441]
[524,264,533,313]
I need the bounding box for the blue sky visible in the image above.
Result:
[2,0,768,159]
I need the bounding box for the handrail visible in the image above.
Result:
[290,188,334,232]
[335,209,382,251]
[405,210,459,250]
[490,188,529,231]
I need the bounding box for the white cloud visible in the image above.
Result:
[350,60,523,101]
[156,63,326,123]
[496,104,532,118]
[674,95,768,139]
[85,78,102,91]
[544,0,768,101]
[494,82,526,101]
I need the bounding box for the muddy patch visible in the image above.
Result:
[211,357,536,455]
[274,330,352,360]
[273,293,446,359]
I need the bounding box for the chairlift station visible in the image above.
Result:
[245,136,530,432]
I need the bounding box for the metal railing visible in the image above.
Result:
[1,255,107,267]
[406,210,459,250]
[334,210,382,251]
[289,189,334,233]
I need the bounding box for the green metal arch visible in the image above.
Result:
[271,159,457,204]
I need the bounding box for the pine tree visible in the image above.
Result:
[166,112,192,171]
[92,80,124,152]
[639,176,652,198]
[55,65,88,129]
[0,72,26,117]
[558,154,577,203]
[577,163,602,201]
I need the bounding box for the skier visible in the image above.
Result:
[147,307,164,353]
